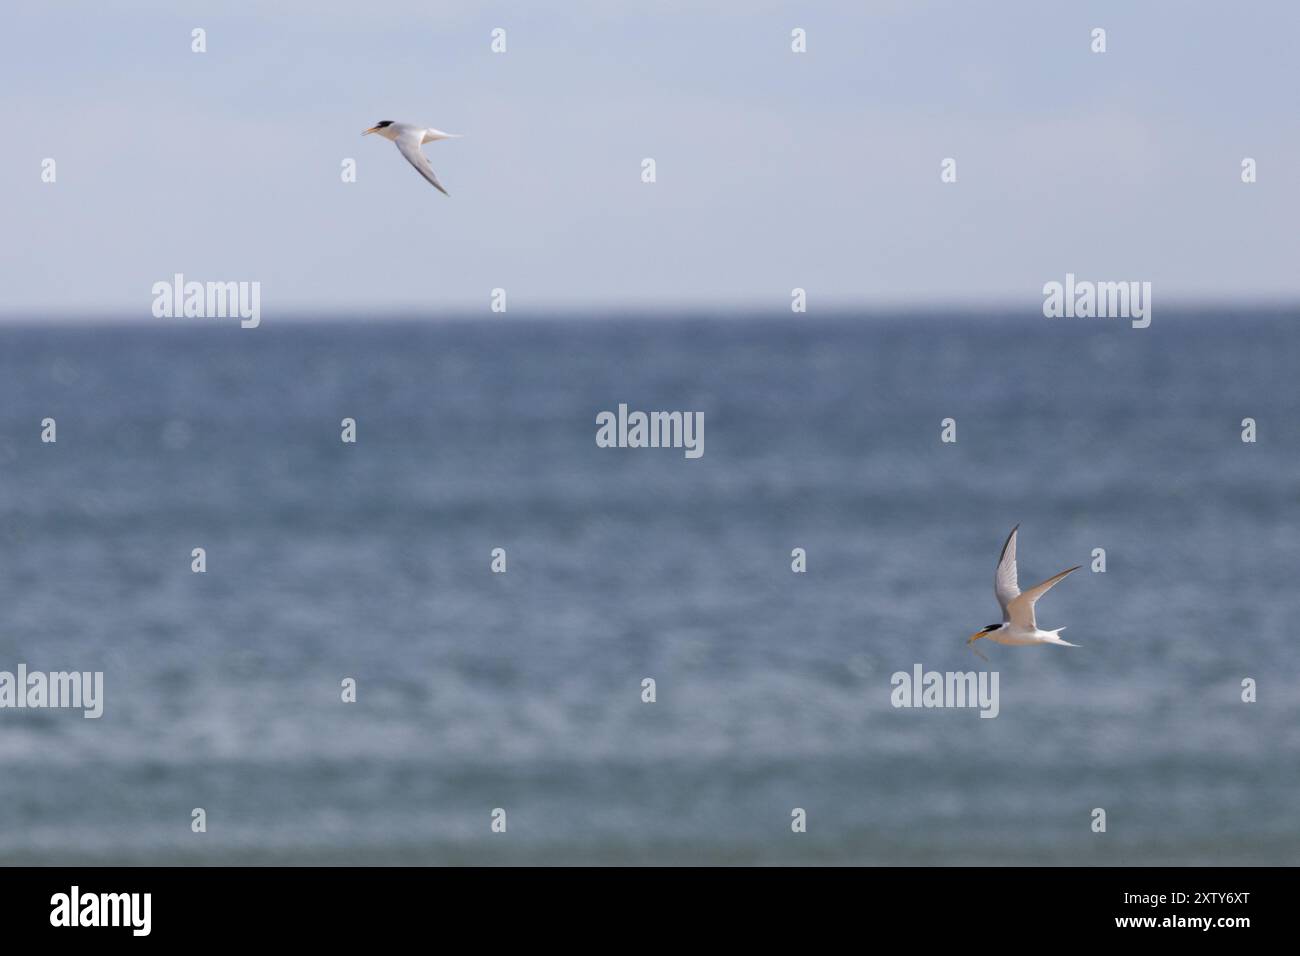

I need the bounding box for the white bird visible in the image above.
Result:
[968,525,1079,660]
[362,120,461,195]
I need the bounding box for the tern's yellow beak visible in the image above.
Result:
[967,630,991,662]
[362,125,381,136]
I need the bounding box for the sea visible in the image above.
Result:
[0,309,1296,864]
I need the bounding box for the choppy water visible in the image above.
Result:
[0,311,1297,864]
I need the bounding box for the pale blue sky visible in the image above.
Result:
[2,0,1297,317]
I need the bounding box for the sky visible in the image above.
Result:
[2,0,1297,317]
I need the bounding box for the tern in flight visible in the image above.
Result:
[362,121,461,195]
[967,525,1079,660]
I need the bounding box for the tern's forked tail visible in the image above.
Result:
[1043,627,1078,647]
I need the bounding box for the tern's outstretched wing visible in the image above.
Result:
[1006,566,1079,630]
[994,524,1020,619]
[394,132,449,195]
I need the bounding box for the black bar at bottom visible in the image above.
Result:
[0,866,1282,943]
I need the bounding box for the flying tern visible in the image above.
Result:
[362,120,461,195]
[968,525,1079,660]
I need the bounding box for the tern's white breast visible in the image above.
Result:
[988,626,1051,646]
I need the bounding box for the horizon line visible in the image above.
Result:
[0,297,1297,328]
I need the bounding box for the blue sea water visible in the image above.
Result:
[0,310,1297,864]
